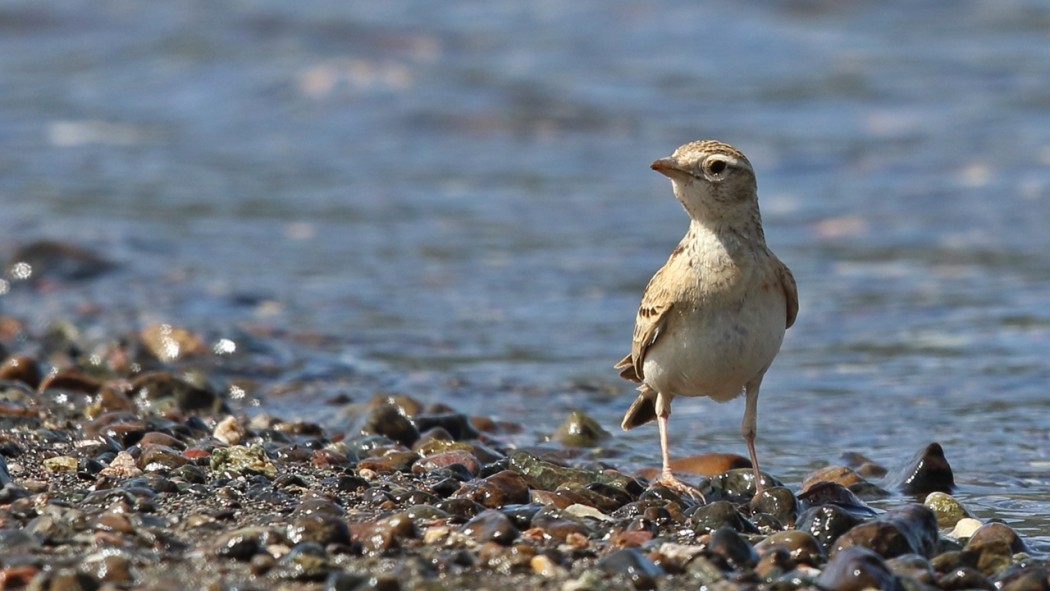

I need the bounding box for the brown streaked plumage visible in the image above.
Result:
[616,139,798,497]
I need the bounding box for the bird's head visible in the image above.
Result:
[651,140,759,225]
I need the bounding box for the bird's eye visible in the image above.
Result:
[707,159,728,175]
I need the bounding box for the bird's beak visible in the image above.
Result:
[651,157,686,179]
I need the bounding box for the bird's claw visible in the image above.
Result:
[651,474,707,504]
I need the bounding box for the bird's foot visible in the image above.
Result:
[651,474,707,503]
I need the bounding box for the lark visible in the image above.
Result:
[616,140,798,496]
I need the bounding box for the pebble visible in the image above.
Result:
[209,444,278,478]
[832,504,938,559]
[897,442,955,495]
[597,548,664,590]
[0,355,42,389]
[925,491,972,528]
[817,546,902,591]
[551,410,610,447]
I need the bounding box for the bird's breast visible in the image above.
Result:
[642,277,787,400]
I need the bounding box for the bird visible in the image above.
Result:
[615,139,798,496]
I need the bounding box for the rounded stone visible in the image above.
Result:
[750,486,799,526]
[817,546,902,591]
[708,527,758,568]
[688,500,758,534]
[924,491,971,528]
[754,530,826,566]
[461,510,519,545]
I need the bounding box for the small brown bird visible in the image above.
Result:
[616,140,798,495]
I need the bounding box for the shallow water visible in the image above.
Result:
[2,1,1049,547]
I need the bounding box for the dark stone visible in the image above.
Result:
[129,371,226,414]
[833,504,939,559]
[461,510,519,545]
[797,481,878,518]
[688,500,758,534]
[506,450,639,493]
[215,527,285,561]
[708,527,758,568]
[0,355,41,389]
[413,412,479,441]
[964,522,1029,576]
[795,504,865,552]
[434,498,485,522]
[897,442,955,495]
[700,468,782,502]
[7,240,116,283]
[886,553,936,585]
[999,566,1050,591]
[754,530,826,566]
[817,546,903,591]
[597,548,664,590]
[362,404,419,447]
[750,486,799,525]
[275,542,332,581]
[937,566,995,590]
[287,516,352,546]
[455,469,530,509]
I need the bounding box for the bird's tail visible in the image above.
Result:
[621,386,658,430]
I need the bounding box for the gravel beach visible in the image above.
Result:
[0,314,1046,591]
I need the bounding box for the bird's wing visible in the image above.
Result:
[776,258,799,329]
[615,265,676,382]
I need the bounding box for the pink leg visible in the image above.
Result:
[743,379,765,494]
[658,412,674,481]
[651,407,705,501]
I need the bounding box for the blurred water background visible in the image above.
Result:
[1,1,1049,546]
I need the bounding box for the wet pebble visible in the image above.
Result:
[551,410,610,447]
[79,551,136,584]
[688,499,757,534]
[754,530,826,566]
[215,527,286,561]
[938,566,996,590]
[700,468,781,502]
[461,509,519,545]
[275,541,332,581]
[456,469,529,509]
[413,412,480,441]
[412,449,480,477]
[209,444,277,478]
[139,322,206,363]
[129,371,225,415]
[288,515,352,546]
[964,522,1028,576]
[897,442,955,495]
[797,481,877,517]
[0,355,42,389]
[925,491,972,528]
[708,526,758,568]
[750,485,799,526]
[886,553,937,585]
[362,403,419,447]
[358,450,419,474]
[796,503,865,552]
[6,239,116,283]
[597,547,664,590]
[832,504,938,559]
[817,546,903,591]
[353,513,417,555]
[43,455,77,472]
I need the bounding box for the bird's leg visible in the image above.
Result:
[743,378,764,494]
[658,410,675,482]
[651,395,705,502]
